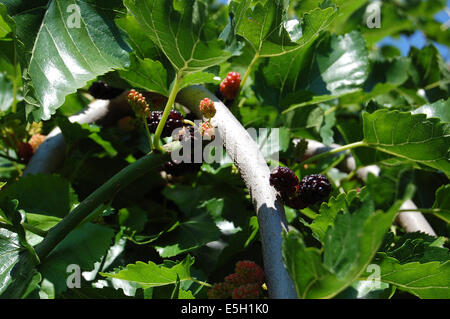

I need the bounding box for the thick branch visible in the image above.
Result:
[24,97,124,176]
[178,86,298,299]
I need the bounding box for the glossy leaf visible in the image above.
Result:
[363,257,450,299]
[124,0,231,76]
[39,223,115,295]
[230,0,336,57]
[412,99,450,123]
[363,109,450,177]
[0,228,33,295]
[2,0,131,121]
[101,255,194,289]
[265,31,369,111]
[154,214,221,258]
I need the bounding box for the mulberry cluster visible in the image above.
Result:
[147,110,184,138]
[163,126,202,176]
[299,174,332,206]
[18,142,33,163]
[208,260,265,299]
[269,167,332,209]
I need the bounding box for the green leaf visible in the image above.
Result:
[39,223,115,295]
[0,200,38,297]
[3,0,131,121]
[364,257,450,299]
[362,109,450,177]
[432,184,450,223]
[179,72,219,90]
[412,99,450,123]
[409,45,449,103]
[116,14,161,60]
[57,117,118,157]
[381,231,450,264]
[124,0,231,76]
[268,31,369,112]
[310,191,356,242]
[231,1,336,57]
[0,174,78,218]
[24,213,61,246]
[0,229,37,296]
[154,214,221,258]
[323,193,375,276]
[101,255,195,289]
[331,0,367,34]
[283,190,403,298]
[282,229,328,299]
[0,4,13,38]
[119,56,169,96]
[307,31,369,96]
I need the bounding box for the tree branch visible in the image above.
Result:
[24,97,122,176]
[178,85,298,299]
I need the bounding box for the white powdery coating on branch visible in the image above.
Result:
[178,86,298,299]
[24,99,112,176]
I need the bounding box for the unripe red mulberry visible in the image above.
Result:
[28,134,46,152]
[127,89,150,118]
[199,98,216,119]
[235,260,265,285]
[208,282,233,299]
[231,283,261,299]
[224,273,247,287]
[220,72,241,100]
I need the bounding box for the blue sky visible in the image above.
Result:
[378,0,450,62]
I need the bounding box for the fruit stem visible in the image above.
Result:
[153,74,183,152]
[143,117,153,151]
[300,141,367,165]
[183,119,196,127]
[190,277,212,288]
[231,53,259,114]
